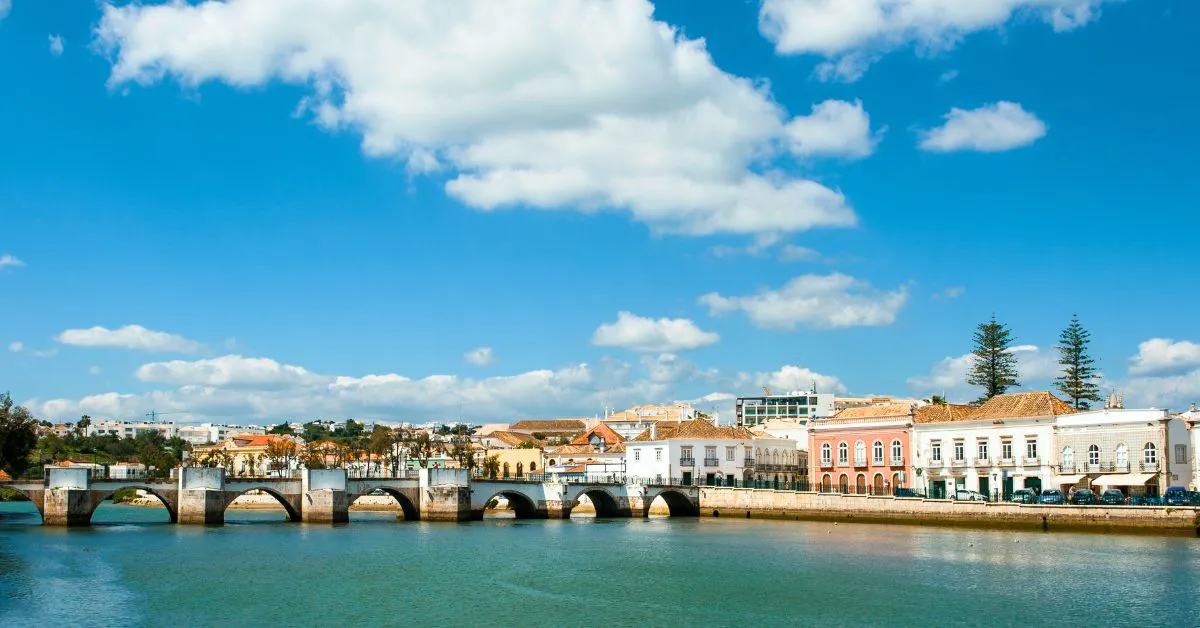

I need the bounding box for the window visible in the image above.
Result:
[977,440,989,461]
[634,449,641,461]
[953,440,964,462]
[681,446,694,460]
[838,442,848,465]
[1026,439,1038,461]
[931,441,942,462]
[1061,447,1073,468]
[655,448,662,461]
[821,443,832,464]
[1144,443,1157,465]
[1001,440,1013,460]
[873,441,884,464]
[1175,444,1187,464]
[704,446,716,461]
[726,446,735,461]
[891,440,902,462]
[1116,444,1128,468]
[854,441,866,465]
[1088,444,1099,466]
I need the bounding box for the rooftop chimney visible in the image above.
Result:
[651,423,657,440]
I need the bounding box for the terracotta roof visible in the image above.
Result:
[551,444,596,455]
[488,431,543,447]
[0,469,11,481]
[968,392,1076,420]
[633,419,754,441]
[605,403,694,422]
[569,422,625,446]
[231,434,293,448]
[509,419,586,432]
[914,404,977,424]
[831,403,915,420]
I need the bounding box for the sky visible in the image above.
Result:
[1,0,1198,426]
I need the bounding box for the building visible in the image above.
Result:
[602,403,700,439]
[1184,404,1200,490]
[810,403,914,494]
[624,419,800,487]
[193,434,303,476]
[482,448,544,479]
[736,391,834,427]
[834,396,925,411]
[507,419,587,441]
[177,423,267,446]
[479,431,543,450]
[87,419,178,439]
[546,423,626,472]
[1055,406,1192,497]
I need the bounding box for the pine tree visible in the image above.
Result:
[1055,315,1102,410]
[967,316,1021,403]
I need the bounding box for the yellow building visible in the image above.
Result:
[192,434,302,476]
[482,447,544,479]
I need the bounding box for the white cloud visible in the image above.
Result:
[757,364,847,394]
[7,341,56,358]
[700,273,907,330]
[759,0,1113,80]
[1127,338,1200,376]
[96,0,860,237]
[49,34,65,56]
[7,341,23,353]
[0,1,9,20]
[940,69,960,83]
[918,101,1047,152]
[592,311,720,353]
[907,344,1060,400]
[1123,371,1200,410]
[934,286,965,300]
[464,346,495,367]
[135,355,328,389]
[784,99,881,159]
[0,253,25,268]
[32,348,58,359]
[89,366,103,375]
[778,244,821,262]
[56,324,203,353]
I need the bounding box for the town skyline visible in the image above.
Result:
[3,0,1199,424]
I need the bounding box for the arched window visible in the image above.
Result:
[516,462,524,477]
[773,450,780,465]
[838,442,849,465]
[1115,444,1128,469]
[873,441,884,464]
[529,462,537,472]
[873,473,884,494]
[854,441,866,465]
[855,474,867,494]
[838,474,849,493]
[891,473,901,489]
[1143,442,1157,465]
[1061,447,1074,469]
[821,443,832,464]
[502,462,511,478]
[891,440,902,463]
[1087,444,1099,466]
[821,474,832,491]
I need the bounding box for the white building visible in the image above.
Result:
[624,419,800,487]
[87,419,177,439]
[1055,407,1192,496]
[1183,405,1200,490]
[177,423,267,446]
[912,393,1070,498]
[736,390,834,427]
[603,403,699,439]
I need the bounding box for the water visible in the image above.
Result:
[2,501,1199,627]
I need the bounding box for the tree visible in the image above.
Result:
[404,431,438,468]
[482,454,501,479]
[268,422,295,435]
[1055,315,1102,410]
[930,395,947,405]
[967,316,1021,403]
[0,392,38,477]
[264,438,298,476]
[449,435,476,471]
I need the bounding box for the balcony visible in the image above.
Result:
[872,459,885,467]
[951,458,967,467]
[1022,457,1040,467]
[1140,461,1160,472]
[853,458,868,468]
[975,457,990,467]
[679,457,696,467]
[743,457,756,467]
[819,458,834,468]
[889,457,904,467]
[703,457,720,468]
[998,458,1016,467]
[931,458,944,468]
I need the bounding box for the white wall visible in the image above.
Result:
[913,419,1055,494]
[624,437,799,484]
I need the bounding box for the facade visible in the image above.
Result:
[834,396,924,411]
[193,434,303,476]
[1185,405,1200,490]
[546,423,626,470]
[508,419,587,440]
[1054,407,1191,497]
[912,395,1067,499]
[177,423,266,446]
[88,419,178,439]
[602,403,699,439]
[809,404,914,494]
[484,448,544,479]
[479,431,543,449]
[624,419,801,486]
[736,392,834,427]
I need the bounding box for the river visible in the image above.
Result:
[1,501,1198,627]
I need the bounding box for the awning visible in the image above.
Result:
[1093,473,1157,486]
[1052,474,1086,484]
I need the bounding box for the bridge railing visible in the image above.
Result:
[474,473,629,485]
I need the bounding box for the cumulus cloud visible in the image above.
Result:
[592,311,720,353]
[759,0,1114,81]
[700,273,907,330]
[0,253,25,268]
[756,364,847,394]
[49,34,65,56]
[135,355,328,389]
[56,324,203,353]
[1127,338,1200,376]
[464,346,495,367]
[7,341,22,353]
[785,99,881,159]
[96,0,860,237]
[907,344,1061,400]
[918,102,1047,152]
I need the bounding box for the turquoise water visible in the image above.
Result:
[2,501,1199,627]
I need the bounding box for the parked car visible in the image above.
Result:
[1038,489,1066,505]
[956,490,987,502]
[1071,488,1097,505]
[1099,489,1125,505]
[1011,489,1036,504]
[1163,486,1190,506]
[893,488,925,498]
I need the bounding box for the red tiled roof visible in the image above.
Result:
[0,469,11,481]
[914,404,977,424]
[832,403,915,420]
[509,419,587,432]
[968,392,1076,420]
[569,422,625,446]
[632,419,754,441]
[489,432,544,447]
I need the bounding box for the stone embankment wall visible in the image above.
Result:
[700,488,1200,534]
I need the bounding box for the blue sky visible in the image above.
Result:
[2,0,1198,424]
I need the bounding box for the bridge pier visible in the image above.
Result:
[420,468,472,521]
[178,467,227,525]
[41,468,92,526]
[303,469,349,523]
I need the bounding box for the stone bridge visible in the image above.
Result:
[2,467,698,526]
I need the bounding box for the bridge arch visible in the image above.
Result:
[643,489,699,518]
[482,490,541,519]
[350,486,418,520]
[223,486,301,521]
[573,487,630,518]
[90,486,178,523]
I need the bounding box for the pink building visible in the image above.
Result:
[808,404,914,494]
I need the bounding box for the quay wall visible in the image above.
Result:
[699,487,1200,534]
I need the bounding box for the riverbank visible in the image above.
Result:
[700,487,1200,535]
